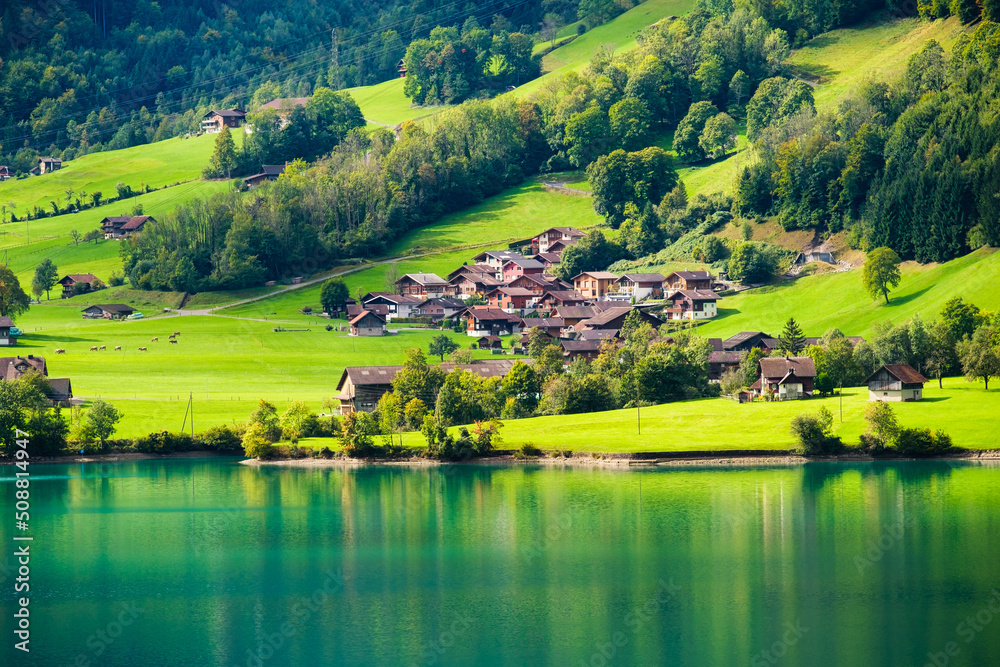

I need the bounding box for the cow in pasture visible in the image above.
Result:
[173,331,180,336]
[151,337,158,342]
[115,346,121,351]
[138,347,147,351]
[99,345,106,350]
[90,346,98,351]
[169,339,178,344]
[55,349,65,354]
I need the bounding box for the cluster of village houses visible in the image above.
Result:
[335,227,930,414]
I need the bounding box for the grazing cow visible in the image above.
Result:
[115,346,122,351]
[169,339,178,344]
[90,346,98,351]
[168,334,176,339]
[151,337,158,342]
[138,347,147,351]
[55,349,65,354]
[173,332,180,336]
[99,345,106,350]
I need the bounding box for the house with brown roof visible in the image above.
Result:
[361,293,424,320]
[0,165,12,181]
[560,339,605,363]
[552,305,601,330]
[614,273,665,301]
[533,252,562,269]
[102,215,155,239]
[536,291,586,313]
[201,109,246,133]
[81,304,135,319]
[708,351,742,382]
[349,310,387,336]
[256,97,310,128]
[531,227,586,254]
[722,331,779,352]
[395,273,452,298]
[664,270,714,292]
[504,274,556,295]
[865,364,928,402]
[447,263,494,281]
[487,287,538,315]
[59,274,100,299]
[751,357,817,400]
[664,290,719,320]
[415,297,466,320]
[462,306,524,337]
[32,157,62,175]
[521,317,565,338]
[1,355,73,405]
[243,164,286,189]
[577,306,662,332]
[573,271,619,299]
[449,272,503,299]
[501,257,546,282]
[334,359,523,414]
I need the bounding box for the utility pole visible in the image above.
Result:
[331,29,341,90]
[839,382,843,423]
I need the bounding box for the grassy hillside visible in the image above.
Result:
[699,247,1000,338]
[345,78,453,127]
[515,0,697,97]
[0,133,227,212]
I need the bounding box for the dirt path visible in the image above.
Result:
[542,181,591,196]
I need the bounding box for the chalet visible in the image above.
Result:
[243,164,286,189]
[614,273,665,301]
[547,240,573,254]
[531,227,586,254]
[0,165,12,181]
[334,359,522,414]
[361,293,424,320]
[397,59,407,78]
[708,351,742,382]
[487,287,537,315]
[505,274,557,295]
[81,304,135,320]
[520,317,565,338]
[573,272,619,299]
[577,306,662,332]
[533,252,562,269]
[865,364,928,402]
[101,215,154,239]
[60,274,99,299]
[257,97,310,128]
[0,355,73,405]
[415,297,466,320]
[349,310,387,336]
[449,272,503,299]
[448,263,494,281]
[0,316,16,347]
[664,270,713,292]
[664,290,719,320]
[552,305,601,330]
[536,291,587,313]
[723,331,780,352]
[751,357,817,400]
[475,335,504,351]
[201,109,246,133]
[347,303,389,319]
[501,257,546,282]
[560,339,605,363]
[394,273,451,298]
[471,250,524,277]
[463,306,523,337]
[32,157,62,175]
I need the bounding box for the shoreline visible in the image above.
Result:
[15,448,1000,468]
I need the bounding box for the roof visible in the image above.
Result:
[490,287,536,297]
[448,263,495,279]
[0,316,12,328]
[524,317,564,328]
[362,293,423,305]
[561,339,604,352]
[865,364,929,385]
[349,310,385,326]
[464,306,522,322]
[539,290,585,303]
[60,273,99,284]
[666,270,713,280]
[709,351,742,364]
[553,306,600,320]
[472,250,523,262]
[580,306,660,328]
[39,157,62,164]
[723,331,772,348]
[0,356,47,380]
[206,109,246,118]
[476,335,502,343]
[46,377,72,399]
[347,303,389,317]
[418,297,466,308]
[83,304,135,314]
[120,215,153,231]
[573,271,620,281]
[503,258,545,270]
[618,273,665,284]
[759,357,817,380]
[397,273,449,286]
[261,165,285,176]
[534,253,562,263]
[708,338,724,351]
[537,227,585,238]
[579,328,619,341]
[100,216,130,226]
[670,289,719,302]
[258,97,310,112]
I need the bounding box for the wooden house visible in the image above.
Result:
[201,109,246,133]
[865,364,928,402]
[573,272,619,299]
[560,339,605,363]
[664,270,713,292]
[475,335,504,351]
[102,215,154,239]
[487,287,537,315]
[256,97,309,128]
[536,291,587,313]
[449,272,503,299]
[0,355,73,405]
[533,252,562,269]
[521,317,565,338]
[415,297,466,320]
[708,351,741,382]
[501,257,545,282]
[361,293,424,320]
[349,310,387,336]
[463,306,523,337]
[577,306,662,332]
[722,331,779,352]
[0,166,12,181]
[614,273,665,301]
[81,304,135,319]
[531,227,585,254]
[664,290,719,320]
[243,164,286,189]
[394,273,452,298]
[60,274,99,299]
[32,157,62,175]
[751,357,817,400]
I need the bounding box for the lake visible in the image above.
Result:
[2,459,1000,666]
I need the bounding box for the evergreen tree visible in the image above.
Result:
[779,317,806,355]
[210,126,237,179]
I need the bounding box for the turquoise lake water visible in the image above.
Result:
[2,459,1000,666]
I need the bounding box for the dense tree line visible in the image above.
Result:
[0,0,563,170]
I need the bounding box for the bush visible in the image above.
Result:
[325,324,333,331]
[108,271,126,287]
[319,446,335,459]
[242,423,275,459]
[895,428,953,456]
[514,442,543,458]
[790,407,842,455]
[132,431,197,453]
[197,424,242,451]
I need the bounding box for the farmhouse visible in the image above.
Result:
[201,109,246,133]
[361,293,424,320]
[536,291,586,312]
[463,306,523,337]
[349,310,387,336]
[577,306,662,332]
[723,331,780,352]
[614,273,665,301]
[573,271,619,299]
[505,274,561,294]
[560,339,604,363]
[101,214,155,239]
[59,274,100,298]
[521,317,565,338]
[395,273,452,298]
[347,303,389,319]
[449,272,503,298]
[257,97,310,128]
[448,263,494,280]
[334,359,522,414]
[486,287,537,315]
[579,328,619,342]
[0,316,16,347]
[552,305,601,330]
[866,364,928,402]
[81,304,135,319]
[0,355,73,405]
[414,297,466,320]
[501,257,546,282]
[664,290,719,320]
[664,270,713,292]
[531,227,586,254]
[32,157,62,175]
[533,252,562,269]
[243,164,286,189]
[0,165,12,180]
[708,351,741,382]
[751,357,817,400]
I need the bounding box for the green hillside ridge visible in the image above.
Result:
[344,78,453,127]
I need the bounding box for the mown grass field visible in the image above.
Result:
[398,382,1000,452]
[0,133,229,213]
[699,248,1000,339]
[344,78,453,127]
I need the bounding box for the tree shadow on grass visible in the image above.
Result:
[884,286,932,308]
[918,397,950,402]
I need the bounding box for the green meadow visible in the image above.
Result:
[344,78,453,127]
